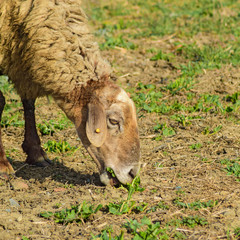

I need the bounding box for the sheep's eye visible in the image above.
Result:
[109,118,119,125]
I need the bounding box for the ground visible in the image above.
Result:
[0,0,240,239]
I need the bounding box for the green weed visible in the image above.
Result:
[99,35,136,50]
[22,237,30,240]
[173,199,218,210]
[171,114,201,127]
[91,229,124,240]
[202,125,222,136]
[225,92,239,104]
[174,231,187,240]
[226,163,240,179]
[169,215,208,228]
[176,43,240,68]
[234,227,240,238]
[129,83,165,113]
[40,201,102,224]
[220,158,240,180]
[106,176,145,215]
[163,77,194,95]
[0,75,15,93]
[43,140,78,153]
[1,99,24,128]
[129,83,238,116]
[0,81,24,128]
[124,216,168,240]
[146,201,169,213]
[37,118,72,136]
[150,50,174,62]
[189,143,202,150]
[154,123,175,138]
[106,167,116,178]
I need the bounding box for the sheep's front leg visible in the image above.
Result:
[22,99,51,167]
[0,91,15,175]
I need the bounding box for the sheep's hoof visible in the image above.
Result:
[0,161,15,180]
[30,157,52,167]
[26,149,52,167]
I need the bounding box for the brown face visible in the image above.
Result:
[76,83,140,185]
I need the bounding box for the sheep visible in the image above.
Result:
[0,0,140,185]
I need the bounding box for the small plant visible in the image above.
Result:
[22,237,30,240]
[146,201,169,213]
[43,140,77,153]
[225,92,239,104]
[171,114,202,127]
[123,216,168,240]
[226,163,240,179]
[189,143,202,150]
[106,167,116,178]
[169,216,208,228]
[173,199,218,210]
[150,50,173,61]
[106,175,145,215]
[37,121,55,135]
[234,227,240,238]
[40,201,102,224]
[54,203,62,209]
[0,75,14,94]
[174,231,187,239]
[37,118,73,135]
[154,123,175,138]
[202,125,222,136]
[91,229,124,240]
[164,77,194,95]
[220,159,240,181]
[100,34,136,50]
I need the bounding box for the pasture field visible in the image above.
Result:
[0,0,240,239]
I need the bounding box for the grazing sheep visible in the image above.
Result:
[0,0,140,185]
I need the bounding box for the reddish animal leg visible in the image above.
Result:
[22,99,51,167]
[0,91,15,175]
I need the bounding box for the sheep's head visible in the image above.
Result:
[75,81,140,186]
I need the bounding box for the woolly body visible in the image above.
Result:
[0,0,111,99]
[0,0,140,185]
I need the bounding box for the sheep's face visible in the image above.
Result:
[77,83,140,185]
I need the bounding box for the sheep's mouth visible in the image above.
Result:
[106,170,121,187]
[99,167,121,186]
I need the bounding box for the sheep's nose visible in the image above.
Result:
[128,164,140,181]
[129,169,136,179]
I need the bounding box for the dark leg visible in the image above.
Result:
[22,98,51,167]
[0,91,14,174]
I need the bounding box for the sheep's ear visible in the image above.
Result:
[86,102,107,147]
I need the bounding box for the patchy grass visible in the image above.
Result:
[40,201,103,224]
[1,0,240,239]
[43,140,78,154]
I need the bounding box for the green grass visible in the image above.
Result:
[123,216,168,240]
[0,75,14,94]
[2,0,240,238]
[105,176,145,215]
[99,35,137,50]
[220,158,240,180]
[43,140,78,154]
[154,123,176,139]
[234,227,240,238]
[189,143,202,150]
[173,199,218,210]
[37,118,72,136]
[128,82,239,118]
[168,215,208,228]
[40,201,102,224]
[87,0,240,52]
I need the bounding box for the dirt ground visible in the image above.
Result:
[0,22,240,240]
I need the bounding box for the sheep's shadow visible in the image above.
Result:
[9,157,103,187]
